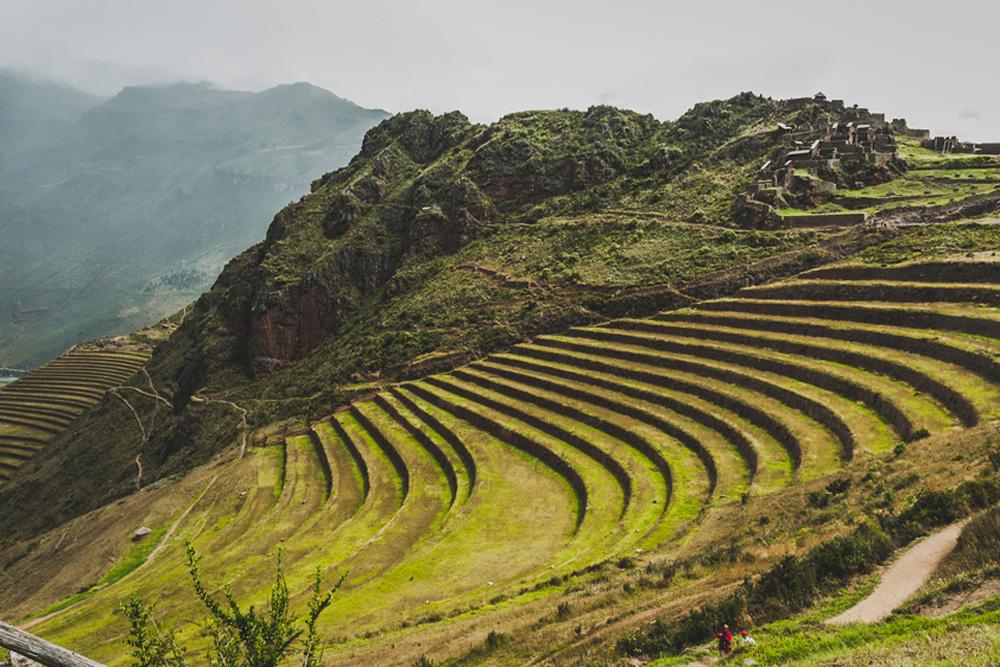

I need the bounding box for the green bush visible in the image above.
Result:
[485,630,510,650]
[120,544,342,667]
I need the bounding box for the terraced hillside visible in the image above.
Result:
[0,339,149,483]
[6,254,1000,665]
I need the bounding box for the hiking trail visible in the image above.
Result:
[828,519,968,625]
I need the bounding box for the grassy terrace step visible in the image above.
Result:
[314,390,585,630]
[389,386,581,574]
[201,419,389,586]
[306,430,334,501]
[349,404,411,502]
[387,387,478,498]
[798,261,1000,283]
[316,404,459,603]
[0,402,79,426]
[452,364,688,541]
[452,365,679,497]
[404,380,590,533]
[485,352,796,491]
[12,371,124,386]
[6,377,107,391]
[372,393,460,507]
[656,310,1000,398]
[1,382,105,400]
[0,389,95,407]
[422,374,635,518]
[321,417,371,501]
[300,419,408,569]
[330,405,461,595]
[0,445,35,461]
[0,397,82,416]
[562,326,926,445]
[353,398,452,522]
[467,359,731,497]
[0,401,78,421]
[311,420,364,510]
[21,374,131,390]
[528,333,863,464]
[334,411,405,511]
[0,414,62,434]
[0,441,43,457]
[615,319,981,427]
[19,365,128,379]
[694,298,1000,343]
[0,435,45,448]
[504,343,811,471]
[738,280,1000,306]
[44,356,145,371]
[427,369,708,551]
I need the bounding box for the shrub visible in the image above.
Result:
[485,630,510,650]
[120,544,342,667]
[825,478,851,495]
[807,490,831,508]
[556,602,572,620]
[616,556,636,570]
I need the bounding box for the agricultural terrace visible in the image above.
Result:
[0,339,150,484]
[7,252,1000,665]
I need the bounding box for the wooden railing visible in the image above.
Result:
[0,623,104,667]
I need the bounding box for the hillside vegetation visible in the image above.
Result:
[3,93,1000,666]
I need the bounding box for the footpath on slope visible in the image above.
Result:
[828,519,968,625]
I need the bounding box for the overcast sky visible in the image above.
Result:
[2,0,998,140]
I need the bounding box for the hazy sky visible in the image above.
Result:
[2,0,998,140]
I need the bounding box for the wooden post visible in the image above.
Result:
[0,622,105,667]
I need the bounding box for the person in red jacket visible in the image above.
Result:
[715,623,733,656]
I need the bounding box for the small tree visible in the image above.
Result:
[121,544,343,667]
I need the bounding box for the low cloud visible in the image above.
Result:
[958,109,982,120]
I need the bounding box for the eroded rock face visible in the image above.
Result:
[248,286,333,374]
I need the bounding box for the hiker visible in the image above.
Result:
[715,623,733,656]
[740,629,756,647]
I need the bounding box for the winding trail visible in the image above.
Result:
[191,394,249,457]
[828,519,969,625]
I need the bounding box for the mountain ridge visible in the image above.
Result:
[0,72,390,368]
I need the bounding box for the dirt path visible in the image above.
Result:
[828,520,968,625]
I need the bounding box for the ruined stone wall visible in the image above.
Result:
[780,212,867,227]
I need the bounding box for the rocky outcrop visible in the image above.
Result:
[159,97,790,379]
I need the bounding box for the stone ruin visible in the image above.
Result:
[733,93,911,227]
[922,135,1000,155]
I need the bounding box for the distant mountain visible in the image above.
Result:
[0,70,104,151]
[0,73,389,366]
